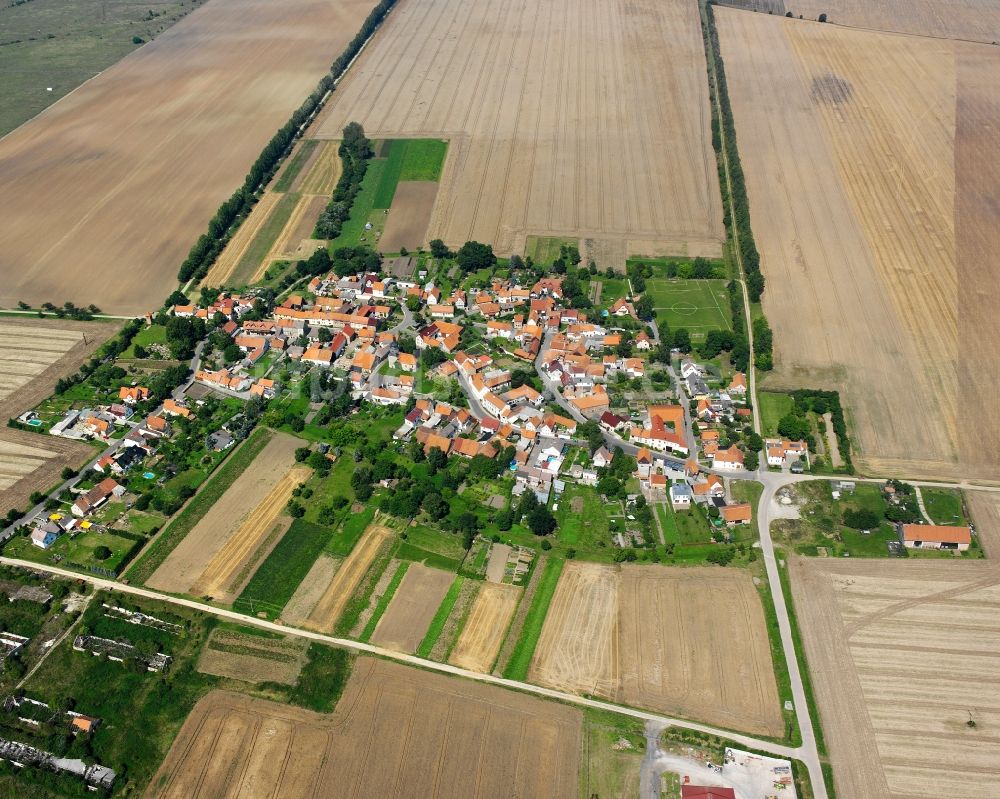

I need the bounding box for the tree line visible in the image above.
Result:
[314,122,373,239]
[176,0,401,286]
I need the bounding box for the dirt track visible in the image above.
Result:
[146,657,581,798]
[146,431,298,595]
[530,562,783,737]
[370,563,453,652]
[314,0,724,259]
[304,522,394,632]
[449,581,520,673]
[791,555,1000,799]
[718,10,1000,481]
[0,0,375,314]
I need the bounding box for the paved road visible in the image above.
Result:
[2,555,805,763]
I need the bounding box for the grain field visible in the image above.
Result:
[717,10,1000,480]
[0,0,376,314]
[449,581,521,673]
[146,657,581,798]
[781,0,1000,42]
[314,0,724,260]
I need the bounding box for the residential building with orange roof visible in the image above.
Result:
[721,503,752,526]
[118,386,149,405]
[712,446,745,471]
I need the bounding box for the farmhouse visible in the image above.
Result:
[899,523,972,551]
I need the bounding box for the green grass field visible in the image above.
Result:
[273,139,319,192]
[234,519,331,619]
[555,486,610,549]
[329,157,387,248]
[416,576,464,657]
[0,0,207,136]
[372,138,449,209]
[644,278,730,338]
[125,428,273,584]
[503,557,564,680]
[119,324,167,359]
[4,528,138,575]
[525,236,578,265]
[759,392,794,437]
[921,488,967,525]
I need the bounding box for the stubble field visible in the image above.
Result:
[370,562,453,652]
[314,0,724,260]
[449,581,521,673]
[146,657,581,798]
[0,0,375,314]
[528,562,783,737]
[717,10,1000,480]
[792,555,1000,799]
[146,432,303,597]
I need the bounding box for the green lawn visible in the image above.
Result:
[525,236,578,265]
[397,525,467,571]
[274,139,319,192]
[555,486,610,548]
[327,506,375,557]
[759,392,794,436]
[643,278,731,339]
[398,138,448,181]
[598,277,629,305]
[328,157,388,249]
[503,557,564,680]
[119,324,167,359]
[234,519,332,619]
[921,488,967,525]
[416,576,464,658]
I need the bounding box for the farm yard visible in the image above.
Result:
[717,9,1000,481]
[0,0,376,314]
[145,432,305,598]
[791,556,1000,798]
[146,657,582,799]
[314,0,724,260]
[528,562,783,737]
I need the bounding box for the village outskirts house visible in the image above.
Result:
[899,523,972,552]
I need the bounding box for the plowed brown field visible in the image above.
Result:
[0,0,376,314]
[370,563,453,652]
[529,562,783,737]
[717,10,1000,480]
[314,0,724,259]
[304,521,394,632]
[146,657,581,799]
[449,581,521,673]
[791,555,1000,799]
[146,432,300,595]
[188,464,309,602]
[379,181,438,253]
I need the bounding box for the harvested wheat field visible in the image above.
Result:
[782,0,1000,42]
[791,555,1000,799]
[717,10,1000,480]
[188,463,310,603]
[304,521,394,632]
[370,563,453,652]
[529,562,782,736]
[146,432,302,595]
[281,554,341,625]
[449,582,521,673]
[197,628,308,685]
[146,656,581,799]
[203,193,282,287]
[0,0,376,315]
[378,181,439,253]
[314,0,724,259]
[297,140,343,194]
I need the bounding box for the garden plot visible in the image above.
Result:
[369,563,453,653]
[449,582,521,673]
[196,628,308,685]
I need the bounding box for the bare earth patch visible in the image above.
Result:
[378,181,439,253]
[146,657,581,798]
[371,563,454,653]
[280,554,341,626]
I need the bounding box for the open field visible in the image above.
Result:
[314,0,724,259]
[968,492,1000,557]
[203,192,282,286]
[529,562,783,737]
[196,628,308,685]
[0,0,375,314]
[370,562,453,652]
[146,657,581,798]
[0,0,208,136]
[449,581,521,673]
[0,321,82,402]
[791,555,1000,798]
[304,521,394,632]
[281,554,341,624]
[146,432,301,595]
[297,139,343,194]
[379,181,439,253]
[717,10,1000,480]
[644,278,731,339]
[188,462,309,603]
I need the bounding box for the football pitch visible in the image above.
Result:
[644,279,731,338]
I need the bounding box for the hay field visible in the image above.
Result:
[967,492,1000,557]
[146,432,302,595]
[146,657,581,799]
[0,0,375,314]
[449,582,521,673]
[314,0,724,259]
[304,521,394,632]
[370,563,453,652]
[791,556,1000,798]
[529,562,782,737]
[783,0,1000,42]
[717,10,1000,480]
[297,140,343,194]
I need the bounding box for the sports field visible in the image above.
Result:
[644,279,731,338]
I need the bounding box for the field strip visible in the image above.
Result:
[298,140,343,195]
[205,192,282,286]
[189,464,310,600]
[0,555,803,762]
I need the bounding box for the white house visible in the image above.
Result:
[669,483,692,509]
